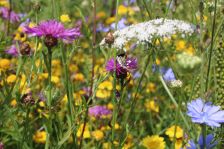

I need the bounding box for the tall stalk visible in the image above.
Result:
[111,0,119,148]
[205,0,217,92]
[79,0,97,148]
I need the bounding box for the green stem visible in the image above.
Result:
[159,76,190,130]
[205,0,217,92]
[201,124,207,149]
[111,0,119,147]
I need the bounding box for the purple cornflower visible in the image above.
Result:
[89,105,111,118]
[0,7,20,23]
[24,20,81,48]
[106,57,137,78]
[187,98,224,127]
[5,45,18,56]
[187,134,217,149]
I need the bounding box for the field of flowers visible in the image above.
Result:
[0,0,224,148]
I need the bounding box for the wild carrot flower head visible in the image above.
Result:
[88,105,112,118]
[187,134,217,149]
[24,20,81,48]
[0,7,20,22]
[106,56,137,79]
[187,98,224,127]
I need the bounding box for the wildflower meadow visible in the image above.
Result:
[0,0,224,148]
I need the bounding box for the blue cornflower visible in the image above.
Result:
[187,134,217,149]
[187,98,224,127]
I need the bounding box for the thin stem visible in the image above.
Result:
[47,48,52,106]
[201,124,207,149]
[159,76,190,130]
[79,0,97,148]
[205,0,217,92]
[111,0,119,147]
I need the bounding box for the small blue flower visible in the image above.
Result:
[162,68,176,82]
[187,134,217,149]
[187,98,224,127]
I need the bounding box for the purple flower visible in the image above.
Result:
[97,23,110,32]
[0,142,3,149]
[24,20,81,47]
[89,105,111,118]
[106,57,137,78]
[110,18,127,30]
[187,134,217,149]
[5,45,18,56]
[0,7,20,23]
[187,98,224,127]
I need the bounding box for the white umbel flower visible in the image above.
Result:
[100,18,196,50]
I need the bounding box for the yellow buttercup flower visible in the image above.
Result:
[6,74,17,84]
[0,59,11,71]
[33,131,47,144]
[96,11,106,19]
[60,14,71,23]
[92,130,104,141]
[10,99,17,107]
[146,83,156,93]
[105,17,116,25]
[175,40,186,51]
[141,135,165,149]
[77,123,91,139]
[118,5,135,16]
[144,100,159,113]
[165,125,183,140]
[0,0,9,7]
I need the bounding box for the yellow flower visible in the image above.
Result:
[175,40,186,51]
[10,99,17,107]
[0,59,10,71]
[96,11,106,19]
[107,103,113,110]
[76,123,91,139]
[185,46,195,55]
[51,76,60,84]
[118,5,134,16]
[144,100,159,113]
[60,14,71,23]
[33,131,47,144]
[141,135,165,149]
[146,83,156,93]
[0,0,9,7]
[105,17,116,24]
[165,125,183,140]
[174,139,184,149]
[73,73,85,82]
[6,74,17,84]
[92,130,104,141]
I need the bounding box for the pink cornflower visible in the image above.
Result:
[24,20,81,48]
[0,7,20,23]
[106,56,137,78]
[89,105,112,118]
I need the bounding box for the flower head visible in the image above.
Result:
[5,45,18,56]
[0,7,20,22]
[106,57,137,78]
[187,134,217,149]
[88,105,112,118]
[165,125,183,140]
[100,18,195,49]
[141,135,165,149]
[24,20,81,47]
[187,98,224,127]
